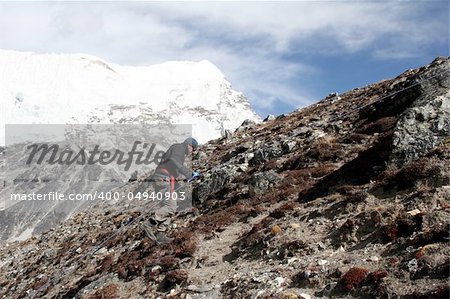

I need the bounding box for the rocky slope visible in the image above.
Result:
[0,57,449,299]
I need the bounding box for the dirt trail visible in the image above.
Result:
[186,212,268,298]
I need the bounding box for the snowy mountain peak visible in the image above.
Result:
[0,50,260,144]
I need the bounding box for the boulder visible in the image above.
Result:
[263,114,276,122]
[194,164,240,202]
[249,142,283,166]
[390,62,450,166]
[235,119,257,132]
[281,140,297,154]
[249,170,282,196]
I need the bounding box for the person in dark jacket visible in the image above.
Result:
[154,138,197,190]
[141,137,200,244]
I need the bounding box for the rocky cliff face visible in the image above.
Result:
[0,57,449,299]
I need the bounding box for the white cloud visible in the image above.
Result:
[0,1,447,114]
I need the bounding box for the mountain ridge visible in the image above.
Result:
[0,49,260,145]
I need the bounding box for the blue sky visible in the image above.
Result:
[0,1,448,117]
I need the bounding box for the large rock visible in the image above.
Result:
[390,59,450,166]
[249,170,282,196]
[194,164,240,202]
[263,114,276,122]
[249,142,283,166]
[235,119,258,132]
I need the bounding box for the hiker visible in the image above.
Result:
[141,137,200,244]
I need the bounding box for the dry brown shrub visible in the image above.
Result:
[340,267,369,291]
[158,270,188,292]
[87,284,119,299]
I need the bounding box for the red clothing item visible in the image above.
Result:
[159,168,175,193]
